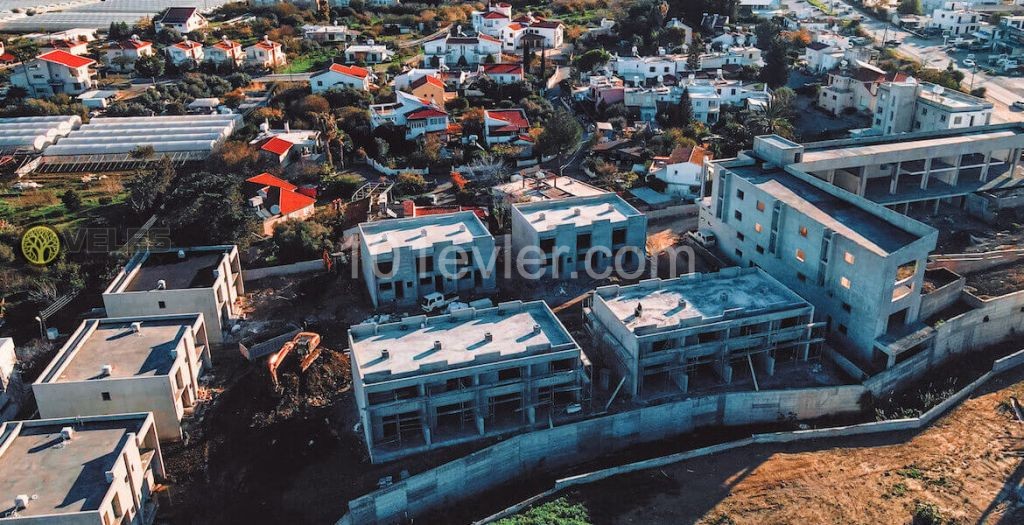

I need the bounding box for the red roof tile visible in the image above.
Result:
[486,109,529,129]
[482,63,523,75]
[277,187,316,215]
[173,40,202,50]
[246,172,297,191]
[260,136,293,156]
[110,38,152,50]
[38,50,94,69]
[328,63,370,78]
[407,107,448,120]
[411,74,445,90]
[213,40,240,51]
[0,53,15,63]
[482,11,508,19]
[479,33,501,43]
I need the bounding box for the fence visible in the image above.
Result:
[367,158,429,177]
[242,258,325,281]
[478,346,1024,524]
[337,384,865,525]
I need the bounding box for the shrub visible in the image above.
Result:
[61,190,83,212]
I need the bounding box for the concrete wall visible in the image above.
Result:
[918,271,965,322]
[338,384,865,525]
[243,258,325,281]
[929,248,1024,275]
[933,290,1024,359]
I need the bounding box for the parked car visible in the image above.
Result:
[1012,101,1024,110]
[963,58,976,68]
[885,39,902,47]
[688,230,717,248]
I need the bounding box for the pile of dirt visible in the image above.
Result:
[966,262,1024,298]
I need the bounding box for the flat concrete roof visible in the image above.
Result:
[799,127,1022,167]
[514,193,642,233]
[350,301,575,383]
[492,176,607,201]
[729,165,919,255]
[0,418,143,517]
[45,318,191,383]
[121,248,232,292]
[596,268,808,332]
[359,211,490,257]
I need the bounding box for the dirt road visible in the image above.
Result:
[567,369,1024,525]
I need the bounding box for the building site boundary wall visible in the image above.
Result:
[475,346,1024,524]
[242,259,325,281]
[929,248,1024,275]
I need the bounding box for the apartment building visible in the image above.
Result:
[0,413,164,525]
[784,123,1024,212]
[33,314,211,442]
[11,50,95,97]
[585,267,820,400]
[699,135,939,368]
[349,300,584,462]
[872,79,992,135]
[511,193,647,278]
[929,3,980,36]
[357,211,497,308]
[102,246,244,345]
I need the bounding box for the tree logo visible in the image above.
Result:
[20,225,61,266]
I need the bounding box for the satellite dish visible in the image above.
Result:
[270,204,281,214]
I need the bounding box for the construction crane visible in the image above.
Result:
[267,332,322,390]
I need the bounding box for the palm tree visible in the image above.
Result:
[745,95,795,139]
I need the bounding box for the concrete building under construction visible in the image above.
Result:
[584,267,821,401]
[349,300,585,463]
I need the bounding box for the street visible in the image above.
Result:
[840,0,1024,124]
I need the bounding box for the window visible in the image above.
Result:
[376,260,393,274]
[577,233,592,250]
[756,245,765,254]
[844,251,855,264]
[539,237,556,254]
[735,248,743,258]
[756,200,765,212]
[158,301,166,309]
[612,228,626,245]
[840,276,851,289]
[954,116,962,125]
[797,272,807,282]
[736,189,745,200]
[795,249,805,262]
[419,256,434,273]
[754,223,763,233]
[736,232,745,241]
[379,282,393,291]
[101,392,111,401]
[838,324,848,335]
[733,210,743,221]
[799,226,808,237]
[842,302,852,312]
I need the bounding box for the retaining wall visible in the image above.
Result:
[367,158,429,177]
[645,203,699,220]
[338,385,865,525]
[929,248,1024,275]
[242,258,325,281]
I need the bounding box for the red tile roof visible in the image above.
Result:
[38,50,94,69]
[260,136,293,156]
[110,38,152,50]
[479,33,501,43]
[505,23,525,31]
[482,11,508,19]
[486,109,529,129]
[213,40,240,51]
[0,53,15,63]
[482,63,523,75]
[254,40,280,51]
[173,40,202,50]
[246,172,297,191]
[407,107,448,120]
[411,74,445,90]
[530,20,562,29]
[328,63,370,78]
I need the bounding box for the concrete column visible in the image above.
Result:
[475,415,485,435]
[902,202,910,215]
[857,167,868,196]
[526,405,536,424]
[671,369,689,394]
[713,357,733,384]
[798,343,810,361]
[758,352,776,376]
[920,157,932,190]
[825,169,836,184]
[422,409,432,445]
[1010,148,1021,180]
[932,199,940,215]
[889,161,901,194]
[979,150,992,182]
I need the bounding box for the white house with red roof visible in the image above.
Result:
[311,63,373,93]
[166,37,204,66]
[40,38,89,56]
[423,34,501,68]
[245,172,317,235]
[0,40,15,69]
[472,2,513,37]
[104,35,154,72]
[245,36,286,69]
[370,90,449,140]
[205,36,244,67]
[647,144,712,198]
[479,62,524,84]
[11,49,96,97]
[251,124,322,168]
[483,108,532,146]
[499,12,565,50]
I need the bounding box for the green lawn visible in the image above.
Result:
[281,49,339,74]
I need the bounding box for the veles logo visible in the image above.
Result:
[20,225,61,266]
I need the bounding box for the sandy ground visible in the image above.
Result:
[567,368,1024,525]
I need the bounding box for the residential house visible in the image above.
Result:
[33,314,212,441]
[344,42,394,64]
[370,90,449,140]
[479,62,524,84]
[166,37,204,66]
[483,108,531,146]
[101,246,245,345]
[872,78,992,135]
[40,38,88,56]
[245,36,286,69]
[818,60,898,116]
[10,50,96,97]
[311,63,373,93]
[303,24,359,43]
[252,125,322,168]
[156,7,208,33]
[648,144,712,198]
[472,2,514,37]
[205,37,244,67]
[245,172,317,235]
[929,3,980,36]
[104,35,154,72]
[409,73,448,105]
[357,211,497,308]
[423,34,502,68]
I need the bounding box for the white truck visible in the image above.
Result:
[421,292,460,313]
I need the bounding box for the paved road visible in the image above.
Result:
[841,0,1024,124]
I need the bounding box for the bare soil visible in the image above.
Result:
[911,204,1024,254]
[966,261,1024,299]
[563,368,1024,525]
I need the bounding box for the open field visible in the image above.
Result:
[0,171,128,228]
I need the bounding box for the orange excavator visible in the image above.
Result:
[267,332,322,390]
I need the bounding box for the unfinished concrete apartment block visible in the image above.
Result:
[511,193,647,278]
[358,211,497,308]
[585,267,819,401]
[102,245,243,344]
[0,413,165,524]
[33,314,211,442]
[700,136,939,370]
[349,300,585,463]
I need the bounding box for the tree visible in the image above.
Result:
[271,219,331,263]
[537,109,582,163]
[572,47,609,72]
[162,171,259,246]
[422,133,443,164]
[124,157,176,214]
[111,54,134,72]
[745,94,795,139]
[135,53,165,84]
[678,87,693,125]
[395,172,428,196]
[760,36,790,89]
[687,33,703,71]
[61,190,83,212]
[898,0,922,15]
